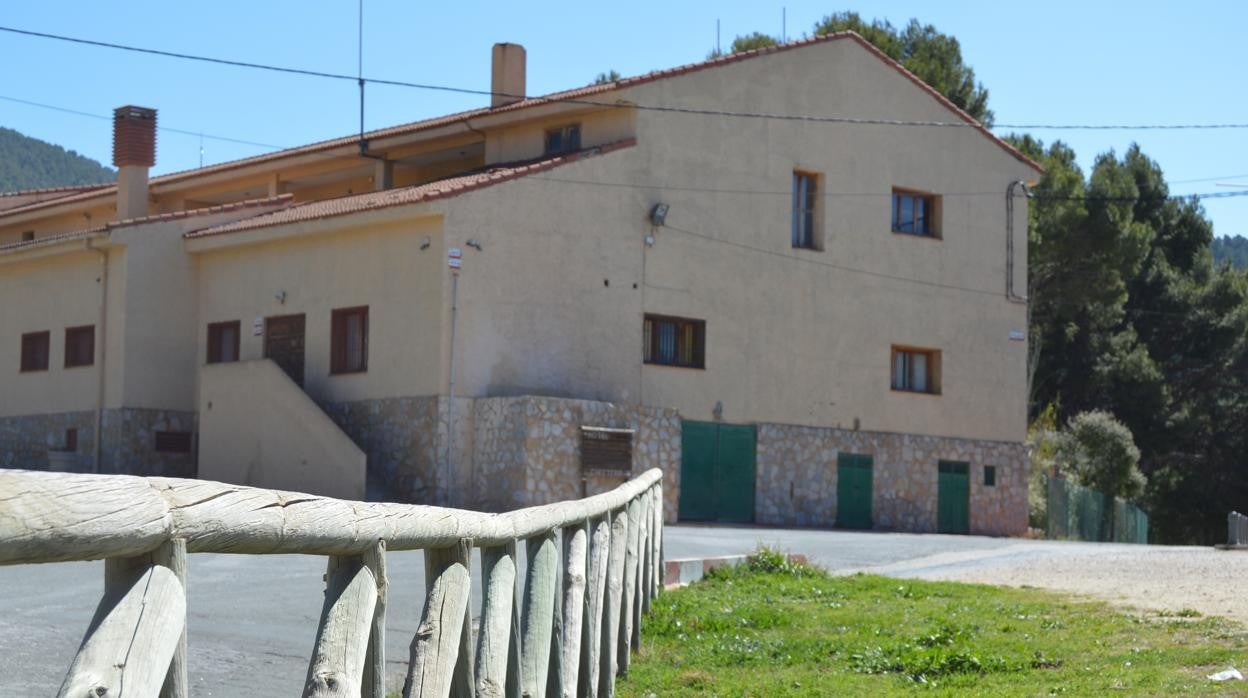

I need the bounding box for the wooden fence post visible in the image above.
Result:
[640,490,653,617]
[405,539,473,698]
[599,508,629,697]
[580,514,611,698]
[557,520,589,697]
[521,530,559,697]
[94,539,189,698]
[58,564,186,698]
[362,540,388,698]
[477,542,520,697]
[305,554,379,697]
[618,498,642,674]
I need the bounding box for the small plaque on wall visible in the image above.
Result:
[580,426,634,473]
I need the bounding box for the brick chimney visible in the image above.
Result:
[491,43,526,108]
[113,105,157,220]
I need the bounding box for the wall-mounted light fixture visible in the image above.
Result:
[649,202,670,227]
[275,290,287,305]
[420,236,431,251]
[466,239,484,251]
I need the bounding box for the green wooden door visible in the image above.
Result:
[937,460,970,534]
[716,424,757,524]
[836,453,873,529]
[679,421,718,522]
[678,421,756,523]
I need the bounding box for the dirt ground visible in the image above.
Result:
[867,543,1248,626]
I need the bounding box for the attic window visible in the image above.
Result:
[22,230,34,242]
[544,123,581,155]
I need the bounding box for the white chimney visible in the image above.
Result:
[491,43,526,108]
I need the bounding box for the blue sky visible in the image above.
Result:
[2,1,1243,236]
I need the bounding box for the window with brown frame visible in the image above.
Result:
[643,314,705,369]
[64,325,95,368]
[891,189,940,237]
[207,321,241,364]
[544,123,581,155]
[891,346,941,394]
[331,306,369,374]
[20,331,50,372]
[792,171,821,249]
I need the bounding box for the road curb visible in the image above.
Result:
[663,553,808,589]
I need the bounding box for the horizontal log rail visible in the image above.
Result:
[0,468,665,698]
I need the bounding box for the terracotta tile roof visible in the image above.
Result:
[187,139,636,239]
[0,194,293,255]
[0,183,112,198]
[0,183,114,213]
[107,193,294,229]
[0,228,106,254]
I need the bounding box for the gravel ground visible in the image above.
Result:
[862,542,1248,625]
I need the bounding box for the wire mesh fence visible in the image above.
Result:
[1046,475,1149,544]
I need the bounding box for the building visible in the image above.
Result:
[0,34,1040,535]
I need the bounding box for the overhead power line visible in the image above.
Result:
[3,24,1248,132]
[0,94,286,151]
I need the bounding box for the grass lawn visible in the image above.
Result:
[619,550,1248,696]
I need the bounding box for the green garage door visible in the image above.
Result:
[679,421,756,523]
[836,453,874,529]
[937,460,970,534]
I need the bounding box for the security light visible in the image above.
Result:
[649,203,669,227]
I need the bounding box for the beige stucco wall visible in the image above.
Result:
[198,359,365,499]
[439,37,1035,444]
[0,244,125,417]
[191,213,445,406]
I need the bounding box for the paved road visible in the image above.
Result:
[0,525,1165,696]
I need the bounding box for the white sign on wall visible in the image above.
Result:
[253,318,264,336]
[1008,330,1025,342]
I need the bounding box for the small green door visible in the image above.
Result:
[679,421,756,523]
[937,460,970,534]
[836,453,873,529]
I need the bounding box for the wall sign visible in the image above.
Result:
[580,426,634,473]
[253,318,264,336]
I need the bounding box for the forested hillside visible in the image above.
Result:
[1212,235,1248,269]
[0,127,114,192]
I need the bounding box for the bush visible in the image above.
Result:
[1057,410,1145,500]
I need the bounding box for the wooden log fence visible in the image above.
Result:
[0,467,665,698]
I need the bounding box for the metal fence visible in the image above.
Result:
[1046,476,1149,544]
[1230,511,1248,546]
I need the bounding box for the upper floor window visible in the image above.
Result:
[643,314,705,369]
[21,230,34,242]
[20,331,50,372]
[792,171,820,250]
[331,306,369,374]
[64,325,95,368]
[891,345,941,394]
[544,123,581,155]
[207,321,240,364]
[892,189,939,237]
